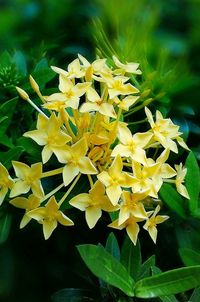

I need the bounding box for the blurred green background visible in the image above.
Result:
[0,0,199,301]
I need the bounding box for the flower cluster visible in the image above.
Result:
[0,55,189,243]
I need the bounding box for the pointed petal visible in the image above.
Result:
[9,196,28,209]
[10,180,30,197]
[0,187,8,205]
[78,157,97,175]
[42,145,53,164]
[23,130,47,145]
[20,214,32,229]
[69,193,91,210]
[99,103,116,118]
[57,212,74,226]
[43,219,57,240]
[97,171,112,187]
[106,184,122,205]
[63,164,79,186]
[109,155,122,177]
[86,207,102,229]
[126,222,140,245]
[12,161,30,179]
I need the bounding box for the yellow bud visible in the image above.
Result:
[16,87,29,101]
[29,75,40,93]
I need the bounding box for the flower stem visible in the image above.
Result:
[41,183,64,202]
[58,173,81,206]
[41,167,63,178]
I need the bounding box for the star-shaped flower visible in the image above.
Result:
[175,163,189,199]
[55,137,97,186]
[51,58,84,79]
[27,196,74,239]
[10,161,44,198]
[143,205,169,243]
[10,194,41,228]
[112,56,142,75]
[0,163,14,205]
[145,107,189,153]
[69,180,118,228]
[111,124,152,164]
[97,155,135,205]
[24,113,71,163]
[80,87,116,118]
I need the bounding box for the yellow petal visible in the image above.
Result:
[57,212,74,226]
[42,145,53,163]
[43,219,57,240]
[10,196,28,209]
[126,222,140,245]
[111,144,131,158]
[86,207,102,229]
[20,214,32,229]
[106,184,122,205]
[72,137,88,158]
[97,171,112,187]
[63,164,79,186]
[109,155,123,177]
[0,187,8,205]
[78,157,97,175]
[31,180,44,199]
[10,180,30,197]
[12,161,30,179]
[69,193,91,210]
[24,130,47,145]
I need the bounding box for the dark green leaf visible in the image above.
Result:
[77,244,135,297]
[105,232,120,261]
[159,183,187,219]
[185,152,200,213]
[32,58,56,87]
[0,51,12,68]
[189,287,200,302]
[0,212,12,244]
[0,97,18,134]
[139,255,155,279]
[134,266,200,298]
[0,146,24,169]
[121,237,141,281]
[51,288,97,302]
[179,248,200,266]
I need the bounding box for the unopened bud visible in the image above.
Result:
[16,87,29,101]
[29,75,40,93]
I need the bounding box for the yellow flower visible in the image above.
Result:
[146,149,176,191]
[113,95,139,111]
[111,124,152,164]
[51,58,84,79]
[78,54,108,81]
[97,155,135,205]
[80,87,116,118]
[44,76,90,111]
[112,56,142,75]
[10,194,40,228]
[118,190,148,225]
[131,160,159,198]
[24,113,71,163]
[109,215,145,245]
[100,74,139,99]
[55,137,97,186]
[27,196,74,240]
[175,163,189,199]
[145,107,189,153]
[143,205,169,243]
[69,180,118,228]
[10,161,44,198]
[0,163,14,205]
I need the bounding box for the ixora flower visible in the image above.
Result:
[3,54,190,243]
[0,163,14,205]
[27,196,74,240]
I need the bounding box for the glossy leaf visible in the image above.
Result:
[185,152,200,213]
[134,266,200,298]
[0,212,12,244]
[189,287,200,302]
[0,146,24,169]
[139,255,155,279]
[77,244,135,297]
[105,232,120,261]
[121,237,141,281]
[179,248,200,266]
[159,183,187,219]
[51,288,97,302]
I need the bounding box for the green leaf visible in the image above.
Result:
[121,237,141,281]
[32,58,56,87]
[139,255,155,279]
[13,51,27,76]
[77,244,135,297]
[0,146,24,169]
[105,232,120,261]
[0,212,12,244]
[189,287,200,302]
[51,288,97,302]
[0,97,18,134]
[134,266,200,298]
[159,183,187,219]
[179,248,200,266]
[185,152,200,213]
[0,51,12,68]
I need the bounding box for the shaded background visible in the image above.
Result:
[0,0,199,301]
